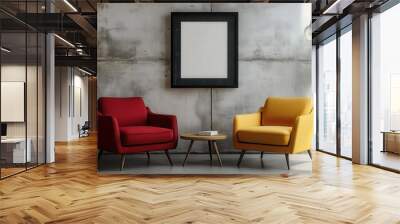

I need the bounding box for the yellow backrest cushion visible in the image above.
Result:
[262,97,312,127]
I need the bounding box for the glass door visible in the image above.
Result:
[316,25,353,159]
[317,36,337,154]
[370,3,400,171]
[1,26,28,178]
[0,1,46,179]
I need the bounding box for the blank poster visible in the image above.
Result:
[180,21,228,79]
[1,82,25,122]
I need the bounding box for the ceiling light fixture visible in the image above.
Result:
[323,0,341,14]
[63,0,78,12]
[78,67,93,76]
[76,48,85,55]
[54,34,75,48]
[1,47,11,53]
[322,0,354,15]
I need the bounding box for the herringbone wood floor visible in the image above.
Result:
[1,135,400,224]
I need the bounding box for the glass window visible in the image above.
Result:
[1,23,28,178]
[370,3,400,171]
[318,37,337,154]
[0,1,46,179]
[340,28,352,158]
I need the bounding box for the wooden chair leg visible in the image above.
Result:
[165,150,174,166]
[307,150,312,160]
[284,153,290,170]
[120,154,126,171]
[146,152,150,160]
[237,150,246,167]
[98,148,104,162]
[145,152,150,166]
[261,151,264,159]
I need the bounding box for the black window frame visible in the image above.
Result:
[315,24,353,161]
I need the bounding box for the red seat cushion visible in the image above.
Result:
[120,126,174,146]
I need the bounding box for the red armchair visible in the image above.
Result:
[97,97,178,169]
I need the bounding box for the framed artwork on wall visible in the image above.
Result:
[171,12,238,88]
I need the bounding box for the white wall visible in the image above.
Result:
[55,67,70,141]
[1,63,46,164]
[55,67,89,141]
[1,65,39,138]
[71,73,89,138]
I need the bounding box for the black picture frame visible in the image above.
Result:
[171,12,238,88]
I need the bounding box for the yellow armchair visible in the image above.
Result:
[233,97,314,169]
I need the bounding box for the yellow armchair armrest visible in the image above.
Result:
[234,112,261,130]
[290,110,314,153]
[233,112,261,145]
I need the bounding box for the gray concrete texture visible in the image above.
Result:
[98,3,312,153]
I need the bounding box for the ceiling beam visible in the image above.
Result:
[55,55,96,72]
[322,0,356,14]
[67,13,97,41]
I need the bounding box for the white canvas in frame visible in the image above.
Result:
[180,21,228,79]
[1,82,25,122]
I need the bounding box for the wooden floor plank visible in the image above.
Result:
[0,135,400,223]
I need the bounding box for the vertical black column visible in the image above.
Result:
[336,28,341,157]
[36,0,39,167]
[367,11,373,165]
[316,45,320,150]
[210,88,213,131]
[24,0,28,170]
[0,18,2,179]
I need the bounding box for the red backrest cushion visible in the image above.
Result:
[98,97,148,127]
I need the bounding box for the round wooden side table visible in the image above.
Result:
[180,133,227,167]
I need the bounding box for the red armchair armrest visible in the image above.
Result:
[97,112,122,153]
[147,108,178,144]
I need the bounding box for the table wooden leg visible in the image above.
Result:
[182,140,194,166]
[212,141,223,167]
[208,141,213,164]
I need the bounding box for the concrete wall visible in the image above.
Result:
[98,3,312,153]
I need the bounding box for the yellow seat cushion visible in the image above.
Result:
[237,126,292,146]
